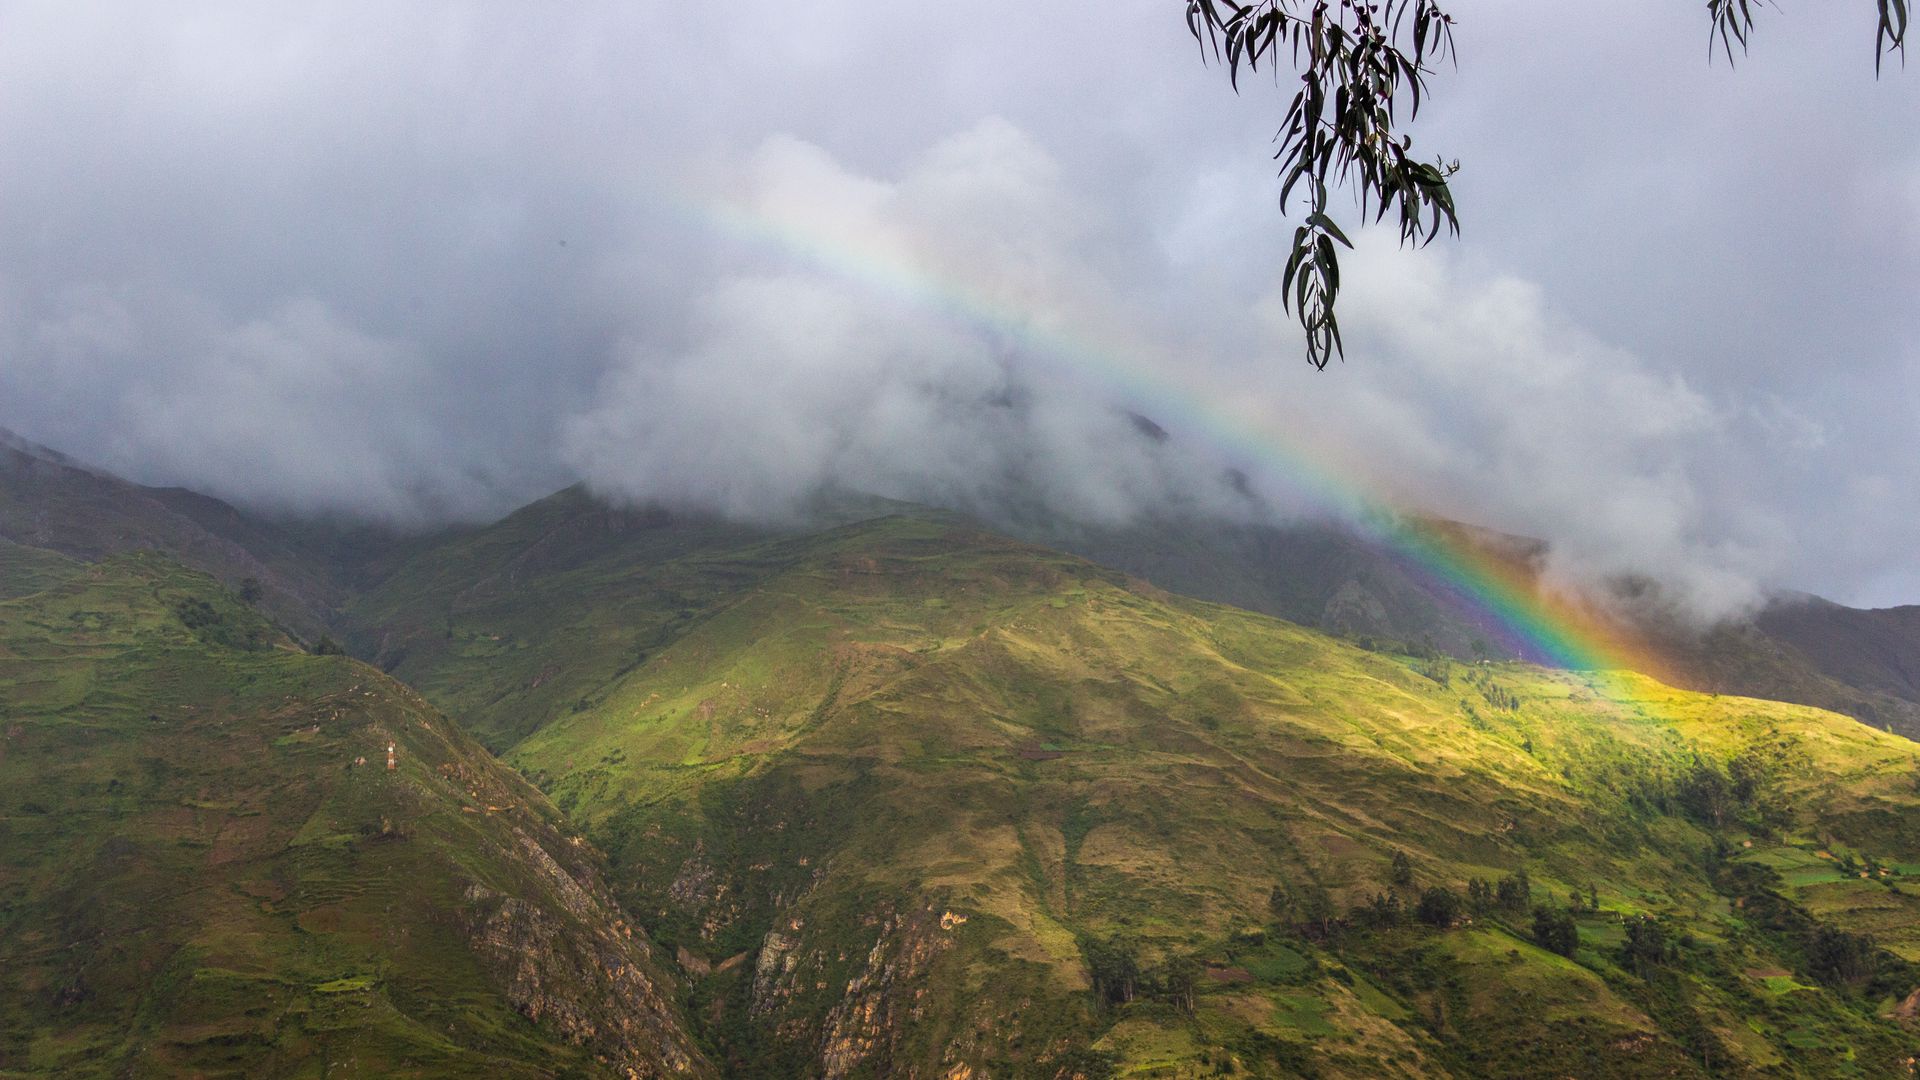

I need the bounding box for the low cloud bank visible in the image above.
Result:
[560,123,1796,622]
[2,2,1913,613]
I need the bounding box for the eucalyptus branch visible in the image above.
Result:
[1193,1,1906,369]
[1708,0,1907,71]
[1188,0,1459,369]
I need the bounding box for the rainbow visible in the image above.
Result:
[679,188,1671,686]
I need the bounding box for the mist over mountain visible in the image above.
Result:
[10,422,1919,741]
[2,5,1916,612]
[9,423,1920,1074]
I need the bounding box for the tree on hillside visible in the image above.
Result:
[1161,954,1204,1014]
[1389,849,1414,888]
[1082,934,1142,1005]
[1184,0,1910,368]
[1294,883,1340,939]
[1268,881,1294,923]
[1805,925,1878,986]
[1267,878,1335,936]
[1619,915,1676,976]
[1416,885,1462,927]
[1532,904,1579,957]
[1353,889,1406,928]
[1495,868,1530,912]
[1466,876,1493,915]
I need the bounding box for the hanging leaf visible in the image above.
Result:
[1186,0,1898,368]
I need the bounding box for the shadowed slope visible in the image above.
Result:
[1032,514,1547,664]
[0,428,348,639]
[339,486,789,751]
[1757,596,1920,709]
[0,552,711,1077]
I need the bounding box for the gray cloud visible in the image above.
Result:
[1,2,1915,609]
[561,122,1258,526]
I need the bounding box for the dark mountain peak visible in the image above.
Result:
[1125,410,1171,443]
[0,425,344,635]
[0,425,84,469]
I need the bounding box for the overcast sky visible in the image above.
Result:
[1,2,1915,611]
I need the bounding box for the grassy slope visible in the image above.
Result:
[339,486,782,751]
[348,509,1920,1077]
[0,552,710,1078]
[0,539,77,600]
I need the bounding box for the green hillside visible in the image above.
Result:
[339,507,1920,1076]
[0,539,77,601]
[1031,514,1522,664]
[0,552,711,1077]
[337,486,782,751]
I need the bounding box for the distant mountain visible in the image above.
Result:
[1031,510,1920,740]
[1029,514,1553,664]
[0,428,346,638]
[1757,596,1920,709]
[11,425,1918,743]
[0,550,710,1076]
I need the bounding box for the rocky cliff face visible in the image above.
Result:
[464,870,706,1078]
[812,905,961,1078]
[739,900,993,1078]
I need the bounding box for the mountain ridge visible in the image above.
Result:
[0,426,351,639]
[1028,508,1920,740]
[11,438,1920,1074]
[11,422,1915,741]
